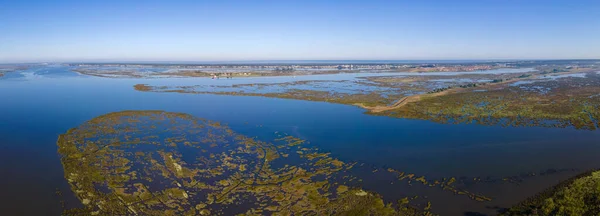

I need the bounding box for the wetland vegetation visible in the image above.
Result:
[3,61,600,215]
[59,111,452,215]
[135,64,600,130]
[503,170,600,215]
[68,62,511,79]
[3,0,600,212]
[58,110,594,215]
[378,70,600,130]
[0,65,28,77]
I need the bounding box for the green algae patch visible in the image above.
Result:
[504,170,600,216]
[58,110,431,215]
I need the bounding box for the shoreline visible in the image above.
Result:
[132,70,586,111]
[357,69,589,113]
[71,66,519,79]
[503,169,600,215]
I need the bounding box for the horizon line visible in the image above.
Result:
[3,58,600,65]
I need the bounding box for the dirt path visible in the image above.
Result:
[354,89,454,113]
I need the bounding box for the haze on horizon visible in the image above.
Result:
[1,0,599,63]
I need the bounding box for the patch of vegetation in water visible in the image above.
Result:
[378,72,600,130]
[61,114,594,214]
[134,69,541,108]
[135,83,403,107]
[58,110,447,215]
[133,68,600,130]
[503,170,600,216]
[133,72,535,109]
[133,84,153,91]
[386,168,492,202]
[0,67,27,77]
[258,89,401,107]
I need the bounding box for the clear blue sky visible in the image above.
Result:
[1,0,599,63]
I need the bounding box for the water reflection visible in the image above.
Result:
[58,111,436,215]
[2,66,600,215]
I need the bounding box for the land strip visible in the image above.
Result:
[357,69,589,113]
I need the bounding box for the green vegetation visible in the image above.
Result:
[518,74,532,78]
[458,83,480,88]
[135,84,401,107]
[427,87,452,94]
[259,90,399,107]
[386,168,492,202]
[504,170,600,216]
[377,72,600,130]
[58,110,444,215]
[427,83,483,94]
[136,69,600,130]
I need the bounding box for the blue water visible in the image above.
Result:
[88,60,518,64]
[65,66,535,80]
[510,73,588,87]
[1,66,599,215]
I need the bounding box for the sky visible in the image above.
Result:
[0,0,599,63]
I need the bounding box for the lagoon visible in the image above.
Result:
[1,66,599,215]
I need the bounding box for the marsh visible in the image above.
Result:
[1,64,600,215]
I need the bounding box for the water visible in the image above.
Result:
[431,78,493,83]
[510,80,537,86]
[78,60,519,65]
[510,73,587,86]
[63,67,535,80]
[546,73,587,80]
[1,66,599,215]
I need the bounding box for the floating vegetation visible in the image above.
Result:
[58,110,444,215]
[386,169,492,202]
[503,170,600,216]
